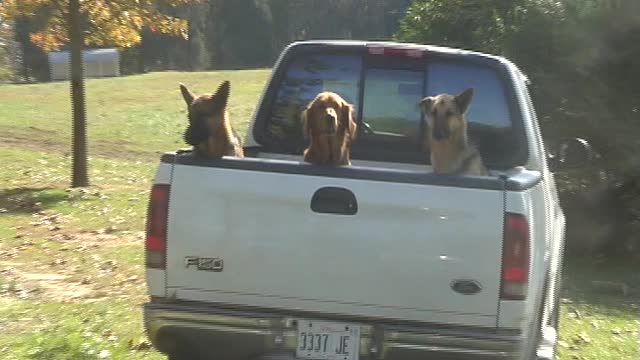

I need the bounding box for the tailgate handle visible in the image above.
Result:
[311,187,357,215]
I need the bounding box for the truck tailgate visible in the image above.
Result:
[165,160,505,327]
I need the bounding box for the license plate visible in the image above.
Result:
[296,320,360,360]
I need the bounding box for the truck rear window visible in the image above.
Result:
[268,54,361,148]
[362,68,423,139]
[264,52,523,168]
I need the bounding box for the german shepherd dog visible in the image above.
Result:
[179,81,244,158]
[302,92,357,166]
[419,88,487,176]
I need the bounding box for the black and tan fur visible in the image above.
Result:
[419,88,487,176]
[302,92,357,166]
[179,81,244,158]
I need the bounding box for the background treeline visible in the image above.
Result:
[2,0,638,260]
[6,0,411,80]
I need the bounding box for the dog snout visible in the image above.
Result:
[432,126,450,140]
[184,117,210,145]
[324,109,338,133]
[325,108,337,121]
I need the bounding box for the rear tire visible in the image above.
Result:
[548,276,562,354]
[168,348,202,360]
[529,294,545,360]
[550,284,561,330]
[166,338,205,360]
[529,276,562,360]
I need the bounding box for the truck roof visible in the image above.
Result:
[284,40,529,83]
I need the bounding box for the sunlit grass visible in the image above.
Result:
[0,70,269,160]
[1,70,637,359]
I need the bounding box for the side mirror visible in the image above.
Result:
[548,137,593,171]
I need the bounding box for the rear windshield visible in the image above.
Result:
[264,52,523,168]
[268,54,361,150]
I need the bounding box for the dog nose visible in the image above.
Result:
[326,114,336,122]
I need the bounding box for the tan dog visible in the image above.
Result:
[419,88,487,176]
[179,80,244,158]
[302,92,357,166]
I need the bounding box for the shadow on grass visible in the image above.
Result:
[0,187,70,214]
[562,256,639,317]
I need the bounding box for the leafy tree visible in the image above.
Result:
[396,0,640,258]
[12,18,49,82]
[0,0,197,187]
[396,0,564,67]
[0,15,19,81]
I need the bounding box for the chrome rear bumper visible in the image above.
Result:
[144,301,524,360]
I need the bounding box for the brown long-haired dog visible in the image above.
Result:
[419,88,488,176]
[302,92,357,166]
[179,80,244,158]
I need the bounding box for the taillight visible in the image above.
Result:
[367,45,424,58]
[146,184,170,269]
[500,213,530,300]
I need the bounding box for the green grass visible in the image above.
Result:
[0,70,270,359]
[556,258,639,359]
[0,298,156,359]
[0,70,267,160]
[0,148,165,359]
[0,70,637,359]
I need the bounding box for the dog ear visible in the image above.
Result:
[342,102,357,141]
[301,108,310,139]
[212,80,231,108]
[179,83,195,106]
[455,88,474,114]
[419,97,435,113]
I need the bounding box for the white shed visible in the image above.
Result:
[48,48,120,81]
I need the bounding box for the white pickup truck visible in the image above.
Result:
[143,41,589,360]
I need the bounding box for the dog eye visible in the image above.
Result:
[189,111,206,122]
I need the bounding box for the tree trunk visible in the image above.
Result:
[21,42,30,82]
[187,6,193,71]
[68,0,89,187]
[14,18,31,82]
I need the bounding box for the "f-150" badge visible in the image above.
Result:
[184,256,224,272]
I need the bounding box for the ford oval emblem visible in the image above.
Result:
[451,280,482,295]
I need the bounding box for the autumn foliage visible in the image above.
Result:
[1,0,198,188]
[0,0,195,51]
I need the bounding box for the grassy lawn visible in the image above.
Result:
[557,258,639,359]
[0,70,270,359]
[0,70,266,160]
[0,148,165,359]
[0,70,638,359]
